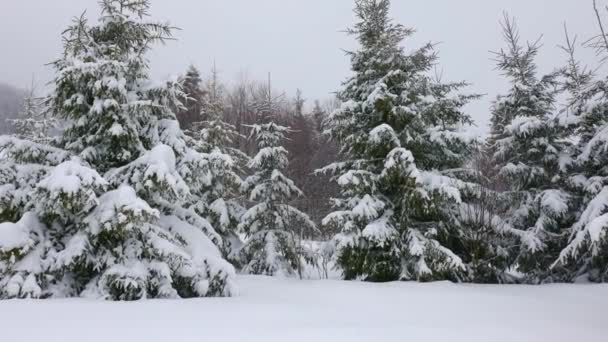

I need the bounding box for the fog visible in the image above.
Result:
[0,0,600,134]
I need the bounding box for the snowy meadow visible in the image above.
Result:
[1,275,607,342]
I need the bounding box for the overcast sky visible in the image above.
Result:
[0,0,602,134]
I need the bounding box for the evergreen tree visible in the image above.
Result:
[0,0,234,300]
[553,20,608,282]
[251,74,284,123]
[0,83,24,135]
[455,144,519,283]
[191,63,247,163]
[9,82,57,143]
[322,0,480,282]
[239,122,316,276]
[489,15,572,283]
[188,63,247,262]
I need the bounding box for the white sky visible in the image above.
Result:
[0,0,602,134]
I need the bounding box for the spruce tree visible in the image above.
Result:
[239,122,316,276]
[0,0,234,300]
[488,15,572,283]
[322,0,479,282]
[9,81,57,144]
[553,23,608,282]
[187,64,247,262]
[456,144,519,283]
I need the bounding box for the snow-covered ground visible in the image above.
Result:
[1,275,606,342]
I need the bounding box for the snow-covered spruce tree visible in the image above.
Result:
[0,0,234,300]
[187,64,247,262]
[488,16,572,283]
[190,63,248,165]
[552,17,608,282]
[239,122,316,276]
[9,85,57,144]
[321,0,482,282]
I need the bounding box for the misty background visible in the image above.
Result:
[0,0,601,135]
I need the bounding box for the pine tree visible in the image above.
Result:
[322,0,480,282]
[239,122,316,276]
[488,15,572,283]
[0,0,234,300]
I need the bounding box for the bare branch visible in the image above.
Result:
[586,0,608,61]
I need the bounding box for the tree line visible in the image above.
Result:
[1,0,608,300]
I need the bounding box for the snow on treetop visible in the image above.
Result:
[245,123,291,149]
